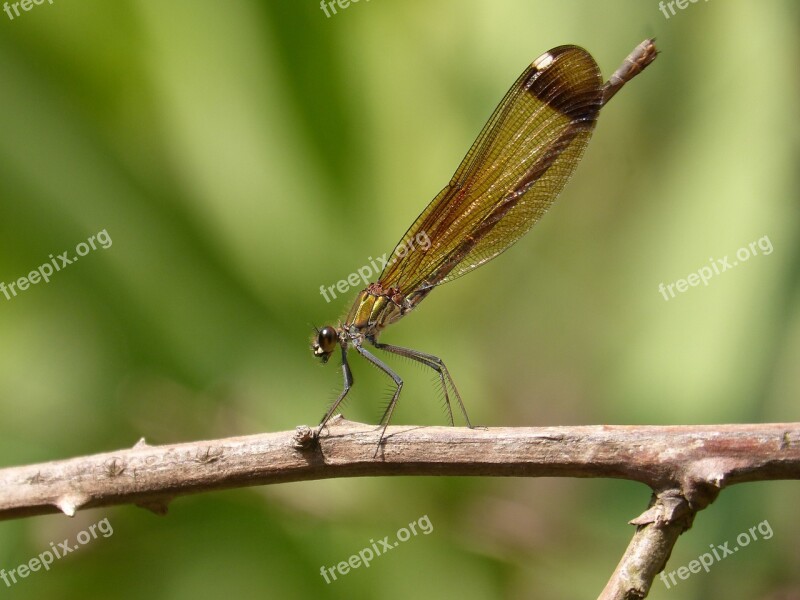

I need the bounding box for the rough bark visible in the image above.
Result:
[1,418,797,599]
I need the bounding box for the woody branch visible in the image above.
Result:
[0,418,797,599]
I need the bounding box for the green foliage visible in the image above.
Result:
[0,1,797,598]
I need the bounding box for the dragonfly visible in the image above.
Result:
[312,39,657,445]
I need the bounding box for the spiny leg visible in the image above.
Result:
[369,340,454,426]
[354,344,403,447]
[368,339,473,428]
[317,346,354,436]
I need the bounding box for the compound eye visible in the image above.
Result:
[317,326,338,354]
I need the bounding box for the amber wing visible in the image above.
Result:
[378,46,604,298]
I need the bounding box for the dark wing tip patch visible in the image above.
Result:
[525,45,603,122]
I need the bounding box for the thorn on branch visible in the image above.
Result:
[135,498,172,516]
[54,493,91,517]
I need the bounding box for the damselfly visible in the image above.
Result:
[313,40,657,444]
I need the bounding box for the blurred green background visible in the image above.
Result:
[1,1,798,598]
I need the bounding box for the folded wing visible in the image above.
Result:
[379,46,604,297]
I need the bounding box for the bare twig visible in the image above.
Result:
[599,490,696,600]
[2,417,797,520]
[0,418,797,598]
